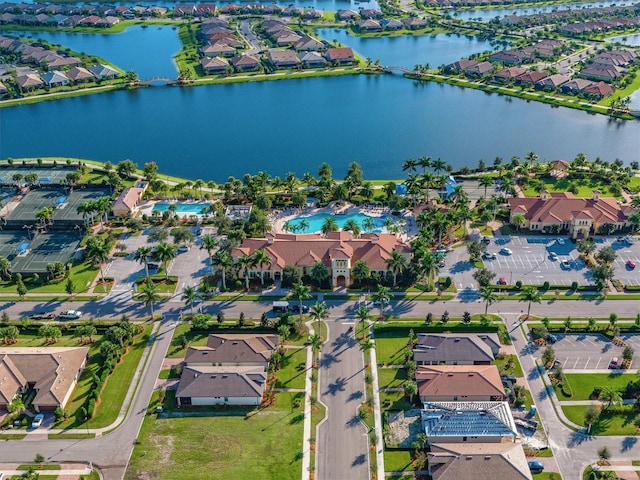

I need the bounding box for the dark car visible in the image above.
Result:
[547,334,558,344]
[290,304,309,314]
[528,461,544,474]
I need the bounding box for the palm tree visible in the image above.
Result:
[519,286,541,319]
[511,213,526,231]
[152,242,177,280]
[134,246,153,281]
[402,158,418,174]
[35,206,54,227]
[343,219,361,237]
[139,281,159,320]
[362,217,376,233]
[181,285,199,316]
[212,251,234,290]
[372,285,391,318]
[479,175,494,198]
[479,286,498,315]
[298,219,309,234]
[309,301,329,324]
[0,256,11,280]
[252,248,271,286]
[238,254,256,290]
[200,235,218,276]
[386,251,408,287]
[417,156,431,173]
[85,237,109,289]
[321,217,338,235]
[290,282,311,321]
[598,387,622,410]
[355,305,370,337]
[432,157,447,174]
[307,333,323,354]
[77,200,94,226]
[310,261,329,287]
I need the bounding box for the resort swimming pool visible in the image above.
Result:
[152,202,210,214]
[285,212,394,233]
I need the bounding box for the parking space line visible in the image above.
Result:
[595,358,601,369]
[584,357,591,368]
[573,358,580,369]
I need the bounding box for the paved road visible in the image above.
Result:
[317,317,369,480]
[0,314,179,480]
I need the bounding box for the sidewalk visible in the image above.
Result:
[0,462,92,479]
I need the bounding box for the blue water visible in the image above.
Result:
[608,33,640,47]
[153,202,211,214]
[287,212,393,233]
[316,29,501,67]
[11,26,181,78]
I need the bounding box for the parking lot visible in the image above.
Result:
[533,333,640,371]
[482,236,640,286]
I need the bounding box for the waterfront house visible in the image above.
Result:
[444,59,477,74]
[231,54,261,72]
[493,67,526,83]
[413,334,500,366]
[264,4,284,15]
[88,64,119,79]
[582,81,614,99]
[231,231,411,288]
[274,31,303,47]
[337,9,359,20]
[561,78,593,94]
[535,73,570,90]
[300,51,327,68]
[326,47,354,65]
[401,17,427,29]
[195,4,217,17]
[0,347,89,412]
[463,61,493,77]
[46,55,81,70]
[579,65,622,82]
[200,56,229,74]
[416,365,506,403]
[428,443,532,480]
[200,42,236,58]
[508,190,634,238]
[488,51,530,65]
[294,35,325,52]
[112,185,146,217]
[282,5,302,16]
[301,9,322,20]
[15,73,43,91]
[357,19,382,32]
[268,50,300,69]
[66,66,95,83]
[175,366,267,407]
[40,70,69,87]
[514,70,547,86]
[361,8,383,18]
[77,15,101,26]
[174,4,196,17]
[382,18,403,30]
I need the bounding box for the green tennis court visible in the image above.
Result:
[11,232,82,274]
[0,167,77,184]
[0,231,30,260]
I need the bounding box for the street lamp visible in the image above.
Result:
[510,271,513,285]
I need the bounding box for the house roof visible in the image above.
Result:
[230,232,411,271]
[40,70,68,84]
[421,401,518,440]
[15,73,42,88]
[416,365,505,399]
[0,347,88,408]
[184,333,279,365]
[176,365,266,399]
[508,192,633,225]
[429,442,532,480]
[88,64,119,78]
[66,66,94,81]
[268,49,300,64]
[413,333,499,364]
[326,47,354,61]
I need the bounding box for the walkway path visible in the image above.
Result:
[0,463,92,479]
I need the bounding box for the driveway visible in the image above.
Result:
[317,318,369,480]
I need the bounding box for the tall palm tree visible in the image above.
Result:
[36,206,54,227]
[343,219,361,237]
[212,251,234,290]
[85,237,109,289]
[362,217,376,233]
[200,234,218,276]
[402,158,418,174]
[598,387,622,411]
[181,285,199,316]
[321,217,338,235]
[290,282,311,321]
[252,248,271,286]
[139,281,159,320]
[432,157,447,174]
[309,301,329,325]
[479,286,498,315]
[307,333,323,354]
[417,156,431,173]
[386,251,408,287]
[238,254,256,290]
[371,285,391,318]
[134,246,153,281]
[519,286,541,319]
[152,242,177,280]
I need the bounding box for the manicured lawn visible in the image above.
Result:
[384,450,414,472]
[562,405,638,435]
[375,333,410,366]
[377,367,408,389]
[533,473,562,480]
[557,373,635,401]
[583,466,620,479]
[379,391,412,412]
[0,262,99,295]
[495,354,524,378]
[522,177,620,198]
[127,392,304,480]
[10,333,95,348]
[275,347,307,389]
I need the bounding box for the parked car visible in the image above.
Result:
[549,252,558,261]
[528,461,544,474]
[177,245,190,253]
[31,414,44,429]
[481,236,491,245]
[499,247,512,255]
[627,260,636,269]
[148,263,160,271]
[482,252,496,260]
[560,260,571,270]
[609,357,619,369]
[547,334,558,344]
[290,304,310,314]
[497,277,507,285]
[625,236,635,245]
[30,312,55,320]
[58,310,82,320]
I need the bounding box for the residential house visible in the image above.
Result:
[326,47,354,65]
[230,231,411,288]
[0,347,89,412]
[174,4,196,17]
[40,70,69,87]
[464,61,494,76]
[200,42,236,58]
[183,333,279,370]
[561,78,593,94]
[46,55,81,70]
[0,80,7,96]
[582,81,614,99]
[88,64,119,79]
[535,73,570,90]
[336,9,359,20]
[274,31,302,47]
[415,365,506,403]
[360,8,383,18]
[507,190,635,238]
[402,17,427,29]
[282,5,302,16]
[579,65,622,82]
[413,333,500,366]
[421,401,518,444]
[15,73,43,90]
[382,18,403,30]
[300,51,327,68]
[200,56,230,74]
[268,49,300,69]
[111,184,146,217]
[176,365,267,406]
[294,35,325,52]
[66,66,95,83]
[493,67,526,83]
[301,9,321,20]
[428,442,532,480]
[357,19,382,32]
[231,54,261,72]
[515,70,547,86]
[444,59,477,74]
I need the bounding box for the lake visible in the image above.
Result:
[3,74,639,181]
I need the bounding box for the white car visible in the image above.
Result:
[482,252,496,260]
[58,310,82,320]
[31,414,44,428]
[500,247,512,255]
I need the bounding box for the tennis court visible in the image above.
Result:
[53,188,110,223]
[0,167,77,185]
[0,231,30,260]
[11,231,82,274]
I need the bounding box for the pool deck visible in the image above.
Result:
[138,200,209,218]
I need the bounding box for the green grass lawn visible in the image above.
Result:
[377,367,408,389]
[127,392,304,480]
[275,347,307,389]
[375,333,410,366]
[379,391,412,412]
[533,473,562,480]
[563,404,638,435]
[583,465,620,479]
[495,354,524,378]
[522,177,620,198]
[556,373,635,401]
[384,450,414,472]
[0,262,99,296]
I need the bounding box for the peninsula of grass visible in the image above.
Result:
[127,392,304,480]
[553,373,636,401]
[562,404,637,436]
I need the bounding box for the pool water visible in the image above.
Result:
[153,202,211,214]
[286,212,393,233]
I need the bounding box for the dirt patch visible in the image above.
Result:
[150,434,175,466]
[385,409,422,448]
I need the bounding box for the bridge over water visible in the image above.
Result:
[137,77,178,86]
